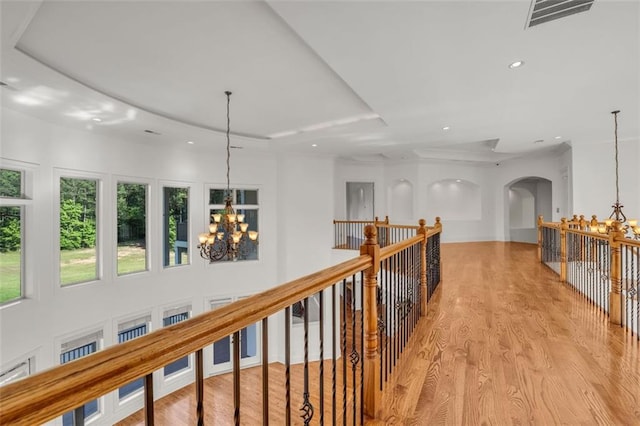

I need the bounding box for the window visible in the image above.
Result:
[60,331,103,425]
[0,168,25,304]
[117,182,148,275]
[162,306,191,377]
[59,177,98,286]
[0,357,33,386]
[208,188,259,261]
[163,186,189,267]
[117,315,151,400]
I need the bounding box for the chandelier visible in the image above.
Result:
[591,110,640,239]
[198,91,259,261]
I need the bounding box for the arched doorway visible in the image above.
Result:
[506,177,552,243]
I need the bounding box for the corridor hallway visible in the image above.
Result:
[118,242,639,425]
[374,242,640,425]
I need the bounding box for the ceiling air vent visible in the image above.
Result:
[527,0,595,28]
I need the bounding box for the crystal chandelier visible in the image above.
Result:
[591,110,640,239]
[198,91,259,261]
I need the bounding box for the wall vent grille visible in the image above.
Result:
[527,0,595,28]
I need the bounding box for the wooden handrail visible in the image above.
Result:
[333,219,374,224]
[0,256,372,426]
[375,224,420,230]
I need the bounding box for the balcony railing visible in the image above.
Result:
[334,216,440,250]
[538,215,640,339]
[0,218,442,425]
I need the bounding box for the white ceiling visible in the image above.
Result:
[1,0,638,163]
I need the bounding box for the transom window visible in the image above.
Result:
[117,315,151,401]
[162,305,192,378]
[60,330,103,425]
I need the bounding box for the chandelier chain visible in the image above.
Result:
[226,91,232,194]
[613,110,620,205]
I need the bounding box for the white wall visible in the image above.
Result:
[334,149,571,243]
[573,139,640,220]
[0,106,336,424]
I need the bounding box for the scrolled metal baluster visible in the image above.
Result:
[300,297,314,425]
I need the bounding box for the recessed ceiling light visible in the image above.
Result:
[442,126,450,131]
[555,136,562,139]
[92,117,102,122]
[187,140,194,145]
[456,179,462,183]
[509,60,524,69]
[311,144,317,147]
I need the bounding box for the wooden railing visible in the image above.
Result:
[538,215,640,339]
[334,216,440,250]
[0,219,443,425]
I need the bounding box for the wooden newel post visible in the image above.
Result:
[609,221,624,325]
[360,224,381,418]
[560,218,568,283]
[418,219,428,315]
[537,215,543,262]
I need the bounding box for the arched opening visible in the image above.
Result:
[389,179,413,222]
[506,177,552,243]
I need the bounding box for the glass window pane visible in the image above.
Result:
[236,189,257,205]
[164,187,189,267]
[0,169,22,198]
[117,183,147,275]
[163,311,190,377]
[209,189,227,205]
[61,340,99,424]
[0,206,22,304]
[117,322,147,399]
[240,324,257,359]
[213,336,231,364]
[60,177,98,286]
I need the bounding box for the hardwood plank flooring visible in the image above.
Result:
[376,242,639,425]
[118,242,640,425]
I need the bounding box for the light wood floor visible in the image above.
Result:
[118,242,640,425]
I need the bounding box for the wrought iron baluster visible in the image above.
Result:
[350,272,360,426]
[319,290,324,425]
[300,297,314,425]
[285,307,291,426]
[342,278,347,426]
[73,405,84,426]
[332,284,337,426]
[360,274,365,425]
[196,349,204,426]
[233,331,240,426]
[144,373,154,426]
[262,318,269,425]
